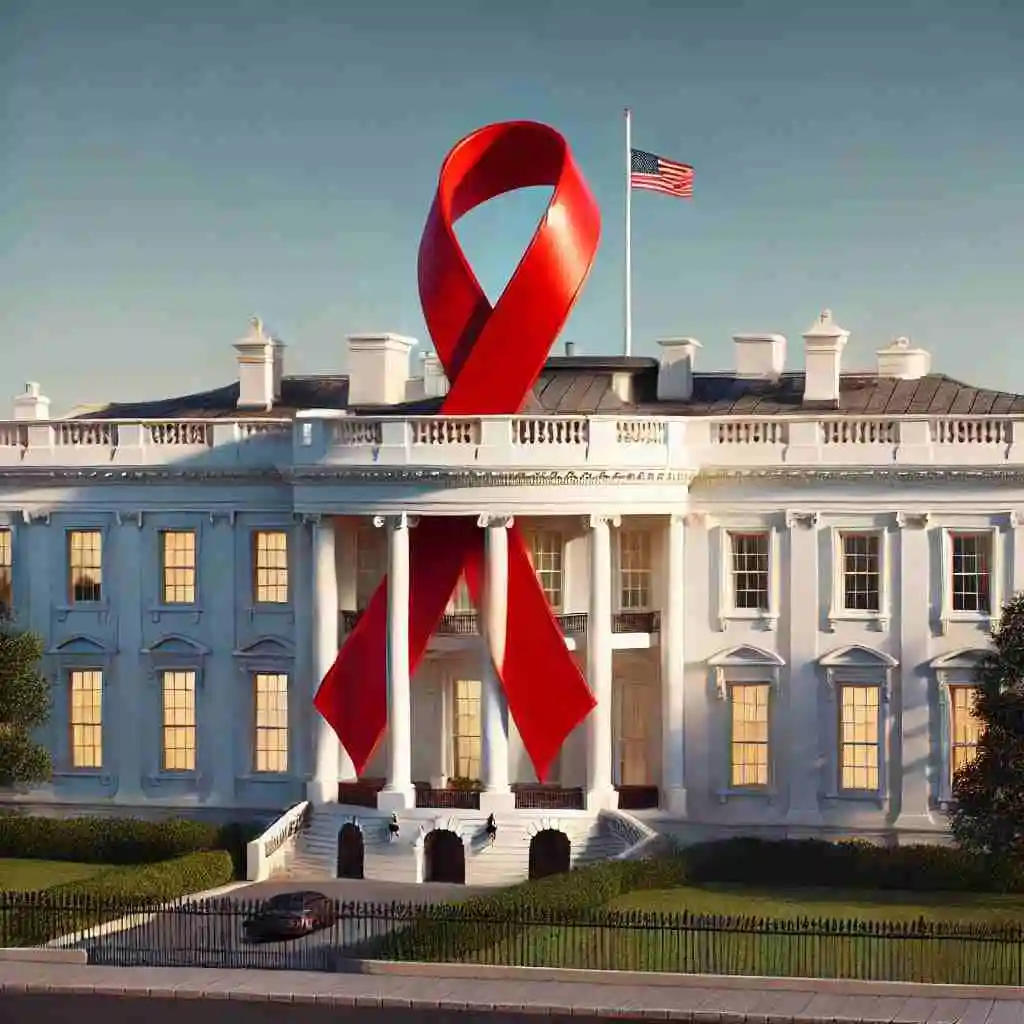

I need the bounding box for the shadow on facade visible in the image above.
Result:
[423,828,465,883]
[528,828,570,880]
[336,822,364,879]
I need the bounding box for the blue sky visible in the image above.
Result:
[2,0,1021,413]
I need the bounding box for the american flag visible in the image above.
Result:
[630,148,693,199]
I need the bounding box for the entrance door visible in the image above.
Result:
[336,823,364,879]
[614,680,651,785]
[423,829,465,883]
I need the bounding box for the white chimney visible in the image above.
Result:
[733,334,786,379]
[657,337,701,401]
[271,336,286,401]
[802,309,849,407]
[13,382,50,421]
[347,333,417,406]
[234,317,275,411]
[423,353,449,398]
[877,337,931,380]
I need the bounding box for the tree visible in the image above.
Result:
[0,610,52,786]
[950,592,1024,877]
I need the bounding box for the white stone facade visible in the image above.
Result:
[0,314,1011,851]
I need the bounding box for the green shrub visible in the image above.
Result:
[1,850,235,946]
[0,814,261,875]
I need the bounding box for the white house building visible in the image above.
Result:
[0,311,1010,884]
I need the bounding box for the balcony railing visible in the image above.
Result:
[340,610,660,637]
[616,785,660,810]
[513,784,585,810]
[295,411,1024,471]
[414,785,481,810]
[337,778,384,808]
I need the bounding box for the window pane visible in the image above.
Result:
[453,678,481,779]
[529,532,564,610]
[161,531,196,604]
[839,685,880,791]
[951,534,991,613]
[254,673,289,773]
[619,530,651,610]
[161,670,196,771]
[69,670,103,768]
[254,531,289,604]
[0,528,11,610]
[68,529,103,603]
[730,683,770,787]
[731,533,770,611]
[842,533,880,612]
[952,686,983,775]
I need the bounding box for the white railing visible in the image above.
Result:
[0,417,292,468]
[245,800,311,881]
[1,412,1022,470]
[599,809,661,861]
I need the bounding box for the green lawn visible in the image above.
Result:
[609,883,1024,924]
[0,858,111,892]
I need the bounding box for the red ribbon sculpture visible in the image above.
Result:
[314,121,601,781]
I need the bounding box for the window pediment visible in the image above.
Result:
[234,636,294,658]
[141,633,210,657]
[819,644,898,670]
[707,644,786,669]
[930,647,990,672]
[48,634,113,656]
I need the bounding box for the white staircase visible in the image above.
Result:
[283,803,649,886]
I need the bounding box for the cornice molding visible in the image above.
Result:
[287,468,698,487]
[699,468,1024,484]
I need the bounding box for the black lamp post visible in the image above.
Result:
[485,813,497,845]
[387,813,400,841]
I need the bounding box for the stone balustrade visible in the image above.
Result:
[0,412,1020,470]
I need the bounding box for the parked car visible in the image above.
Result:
[242,890,337,942]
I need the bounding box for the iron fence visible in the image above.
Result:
[2,891,1024,985]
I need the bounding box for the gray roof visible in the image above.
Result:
[79,359,1024,420]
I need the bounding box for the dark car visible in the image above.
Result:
[242,890,337,942]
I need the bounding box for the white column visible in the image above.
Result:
[586,514,619,810]
[377,513,415,810]
[308,516,348,803]
[784,511,823,825]
[660,513,687,814]
[894,512,936,828]
[479,515,515,812]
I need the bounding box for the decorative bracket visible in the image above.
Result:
[114,510,144,528]
[477,514,515,529]
[785,510,819,529]
[896,511,931,529]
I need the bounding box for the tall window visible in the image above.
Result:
[0,528,11,611]
[951,687,983,776]
[254,673,289,773]
[447,575,473,613]
[729,683,770,787]
[839,685,880,791]
[452,678,482,779]
[951,533,991,613]
[356,524,385,608]
[841,533,880,612]
[529,531,564,610]
[619,530,651,610]
[730,533,769,610]
[69,670,102,769]
[68,530,103,603]
[253,531,288,604]
[161,531,196,604]
[161,670,196,771]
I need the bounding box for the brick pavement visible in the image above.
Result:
[3,960,1024,1020]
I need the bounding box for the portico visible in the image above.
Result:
[306,511,687,815]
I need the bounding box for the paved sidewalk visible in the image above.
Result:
[3,961,1024,1020]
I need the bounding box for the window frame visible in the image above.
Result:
[818,645,897,804]
[252,529,290,606]
[450,677,482,781]
[932,647,990,808]
[159,528,199,607]
[828,527,891,631]
[68,668,104,770]
[616,528,653,613]
[160,668,199,774]
[528,530,565,612]
[0,523,14,614]
[707,644,785,801]
[66,528,104,605]
[716,524,780,631]
[939,526,1003,634]
[252,671,290,775]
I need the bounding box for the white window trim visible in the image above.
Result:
[715,524,780,632]
[707,644,785,802]
[448,676,483,782]
[931,647,990,809]
[232,638,296,781]
[819,645,897,805]
[59,519,114,618]
[939,525,1003,635]
[614,526,653,614]
[827,527,891,632]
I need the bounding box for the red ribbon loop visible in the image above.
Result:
[315,121,601,781]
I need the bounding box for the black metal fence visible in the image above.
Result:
[3,892,1024,985]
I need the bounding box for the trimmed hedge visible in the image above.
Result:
[0,814,261,876]
[1,850,235,946]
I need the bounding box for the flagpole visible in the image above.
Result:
[624,107,633,358]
